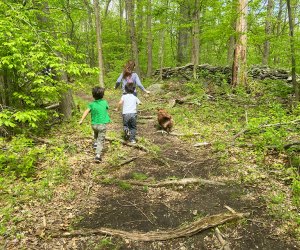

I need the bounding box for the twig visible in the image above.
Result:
[45,103,60,109]
[114,157,138,167]
[193,142,211,147]
[86,182,93,195]
[224,205,237,214]
[124,201,155,225]
[43,215,47,228]
[51,212,247,240]
[215,227,231,250]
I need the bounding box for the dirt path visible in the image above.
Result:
[5,90,299,249]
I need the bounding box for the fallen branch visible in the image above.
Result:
[106,137,149,152]
[51,212,246,240]
[114,157,138,167]
[127,177,225,187]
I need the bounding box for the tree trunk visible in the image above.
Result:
[227,0,236,66]
[262,0,273,65]
[83,0,96,67]
[287,0,299,100]
[59,72,75,119]
[191,0,200,79]
[177,2,190,65]
[274,0,283,64]
[93,0,105,87]
[136,0,144,44]
[146,0,153,77]
[119,0,123,32]
[158,0,169,81]
[104,0,112,16]
[125,0,141,76]
[231,0,248,87]
[227,35,235,65]
[159,26,165,81]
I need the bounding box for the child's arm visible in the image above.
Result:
[115,99,123,111]
[79,108,90,124]
[115,73,123,89]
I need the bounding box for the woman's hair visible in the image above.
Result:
[92,87,105,100]
[122,60,135,79]
[124,82,135,93]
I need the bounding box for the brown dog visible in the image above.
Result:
[157,108,174,133]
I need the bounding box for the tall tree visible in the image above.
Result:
[177,1,190,65]
[286,0,299,100]
[158,0,169,81]
[83,0,96,67]
[232,0,248,87]
[262,0,274,65]
[93,0,105,87]
[191,0,200,79]
[125,0,141,76]
[146,0,153,77]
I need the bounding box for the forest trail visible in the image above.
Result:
[5,90,299,249]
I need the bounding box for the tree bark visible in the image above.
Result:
[274,0,283,64]
[159,27,165,81]
[286,0,299,100]
[146,0,153,77]
[59,72,75,119]
[177,2,190,65]
[231,0,248,87]
[93,0,105,87]
[158,0,169,81]
[191,0,200,79]
[262,0,273,65]
[125,0,141,76]
[83,0,96,67]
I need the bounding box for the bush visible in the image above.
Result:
[0,136,45,178]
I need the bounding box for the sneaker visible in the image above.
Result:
[130,140,136,144]
[93,143,97,149]
[95,155,101,163]
[124,129,130,140]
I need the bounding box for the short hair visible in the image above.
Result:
[125,82,135,93]
[92,87,104,100]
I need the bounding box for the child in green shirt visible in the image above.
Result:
[79,87,111,163]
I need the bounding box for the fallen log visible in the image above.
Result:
[50,212,246,241]
[127,177,225,187]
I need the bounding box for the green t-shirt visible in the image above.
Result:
[88,99,111,125]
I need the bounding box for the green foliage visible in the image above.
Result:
[0,136,45,178]
[0,1,97,135]
[132,172,148,181]
[292,179,300,207]
[117,181,132,191]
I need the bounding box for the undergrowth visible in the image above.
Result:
[159,78,299,238]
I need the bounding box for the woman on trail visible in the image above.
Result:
[115,60,150,96]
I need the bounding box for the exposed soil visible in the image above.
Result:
[3,90,299,249]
